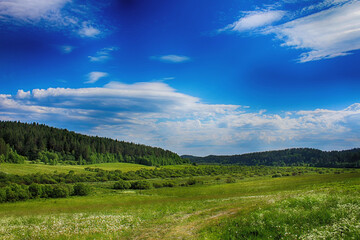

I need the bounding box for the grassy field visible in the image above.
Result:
[0,162,154,175]
[1,167,359,239]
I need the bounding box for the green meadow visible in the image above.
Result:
[0,162,154,175]
[0,163,359,239]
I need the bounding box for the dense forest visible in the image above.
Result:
[184,148,360,168]
[0,121,187,166]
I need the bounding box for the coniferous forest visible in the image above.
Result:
[184,148,360,168]
[0,121,187,166]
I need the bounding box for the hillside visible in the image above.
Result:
[183,148,360,168]
[0,121,188,166]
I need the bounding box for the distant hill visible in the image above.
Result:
[182,148,360,168]
[0,121,188,166]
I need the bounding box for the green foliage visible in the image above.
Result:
[50,184,72,198]
[162,180,176,187]
[73,183,91,196]
[0,121,188,166]
[113,180,131,190]
[186,178,197,186]
[131,180,152,189]
[0,187,5,202]
[28,183,43,198]
[225,177,236,183]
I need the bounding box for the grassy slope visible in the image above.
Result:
[0,162,154,175]
[0,171,359,239]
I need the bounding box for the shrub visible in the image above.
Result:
[28,183,43,198]
[41,185,54,198]
[226,177,236,183]
[73,183,91,196]
[153,182,163,188]
[131,180,152,189]
[51,184,71,198]
[5,184,30,202]
[186,178,197,186]
[113,180,131,190]
[163,180,176,187]
[0,188,6,202]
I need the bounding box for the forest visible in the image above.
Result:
[185,147,360,168]
[0,121,187,166]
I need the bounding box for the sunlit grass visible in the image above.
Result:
[0,162,154,175]
[0,172,359,239]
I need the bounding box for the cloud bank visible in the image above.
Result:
[1,82,360,155]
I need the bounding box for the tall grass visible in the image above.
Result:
[201,191,360,239]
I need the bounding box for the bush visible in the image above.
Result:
[225,177,236,183]
[131,180,152,189]
[153,182,163,188]
[51,184,71,198]
[113,180,131,190]
[28,183,43,198]
[41,185,54,198]
[73,183,91,196]
[4,184,30,202]
[163,180,176,187]
[0,188,6,202]
[186,178,197,186]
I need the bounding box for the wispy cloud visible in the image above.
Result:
[78,23,101,38]
[151,55,191,63]
[1,82,360,155]
[85,72,108,84]
[221,0,360,62]
[60,45,74,54]
[269,1,360,62]
[152,77,175,82]
[88,47,118,62]
[220,10,286,32]
[0,0,70,21]
[0,0,106,38]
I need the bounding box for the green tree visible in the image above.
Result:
[73,183,91,196]
[113,180,131,190]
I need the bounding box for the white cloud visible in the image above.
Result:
[16,90,30,99]
[0,0,105,39]
[220,0,360,62]
[78,23,101,38]
[85,72,108,84]
[151,55,191,63]
[88,47,118,62]
[221,10,286,32]
[0,0,70,21]
[269,1,360,62]
[1,82,360,155]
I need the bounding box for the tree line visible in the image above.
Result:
[184,148,360,168]
[0,121,188,166]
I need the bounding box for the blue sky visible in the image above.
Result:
[1,0,360,156]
